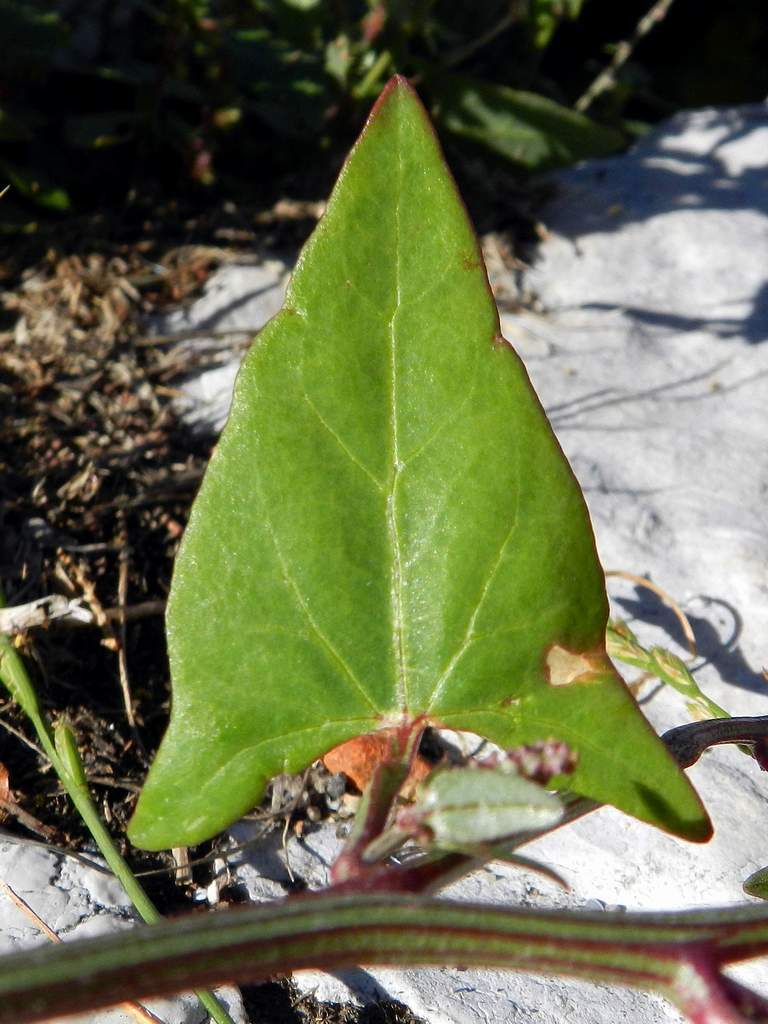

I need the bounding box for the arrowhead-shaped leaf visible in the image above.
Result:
[129,78,709,850]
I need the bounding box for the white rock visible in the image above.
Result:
[156,259,289,432]
[518,102,768,726]
[0,838,246,1024]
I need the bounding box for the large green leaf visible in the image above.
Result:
[429,73,624,171]
[129,77,708,850]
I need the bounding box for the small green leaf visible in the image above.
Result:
[415,767,563,847]
[528,0,585,49]
[325,35,352,86]
[53,721,89,791]
[129,77,708,850]
[0,587,46,725]
[430,73,624,171]
[744,866,768,900]
[0,160,70,211]
[0,633,42,723]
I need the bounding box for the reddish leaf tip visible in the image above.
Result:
[382,73,414,94]
[368,74,418,121]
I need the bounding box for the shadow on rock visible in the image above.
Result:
[615,587,767,698]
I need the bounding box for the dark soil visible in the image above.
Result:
[241,980,424,1024]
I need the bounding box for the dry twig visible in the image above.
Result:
[605,569,697,657]
[575,0,678,113]
[55,550,137,728]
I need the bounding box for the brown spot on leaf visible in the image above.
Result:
[545,644,607,687]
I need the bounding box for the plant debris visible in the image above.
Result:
[0,201,326,889]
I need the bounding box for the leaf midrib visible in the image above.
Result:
[387,110,408,713]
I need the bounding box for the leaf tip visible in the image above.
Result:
[367,74,419,121]
[635,779,713,844]
[380,73,415,96]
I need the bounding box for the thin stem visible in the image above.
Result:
[0,596,166,633]
[332,720,425,884]
[662,717,768,769]
[606,570,696,656]
[0,590,236,1024]
[353,50,392,98]
[443,1,526,69]
[575,0,677,113]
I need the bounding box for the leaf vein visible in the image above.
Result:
[214,717,377,761]
[260,511,383,716]
[425,475,521,712]
[395,258,455,312]
[303,393,385,492]
[401,373,478,468]
[201,718,377,793]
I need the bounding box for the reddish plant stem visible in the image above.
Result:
[662,718,768,769]
[5,893,768,1024]
[672,952,768,1024]
[331,719,426,884]
[331,717,768,896]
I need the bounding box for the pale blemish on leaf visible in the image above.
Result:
[545,645,606,687]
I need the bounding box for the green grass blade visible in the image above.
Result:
[607,620,730,720]
[0,589,236,1024]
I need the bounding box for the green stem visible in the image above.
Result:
[0,591,236,1024]
[353,49,391,98]
[53,725,233,1024]
[54,721,159,922]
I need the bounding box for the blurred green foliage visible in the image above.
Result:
[0,0,766,229]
